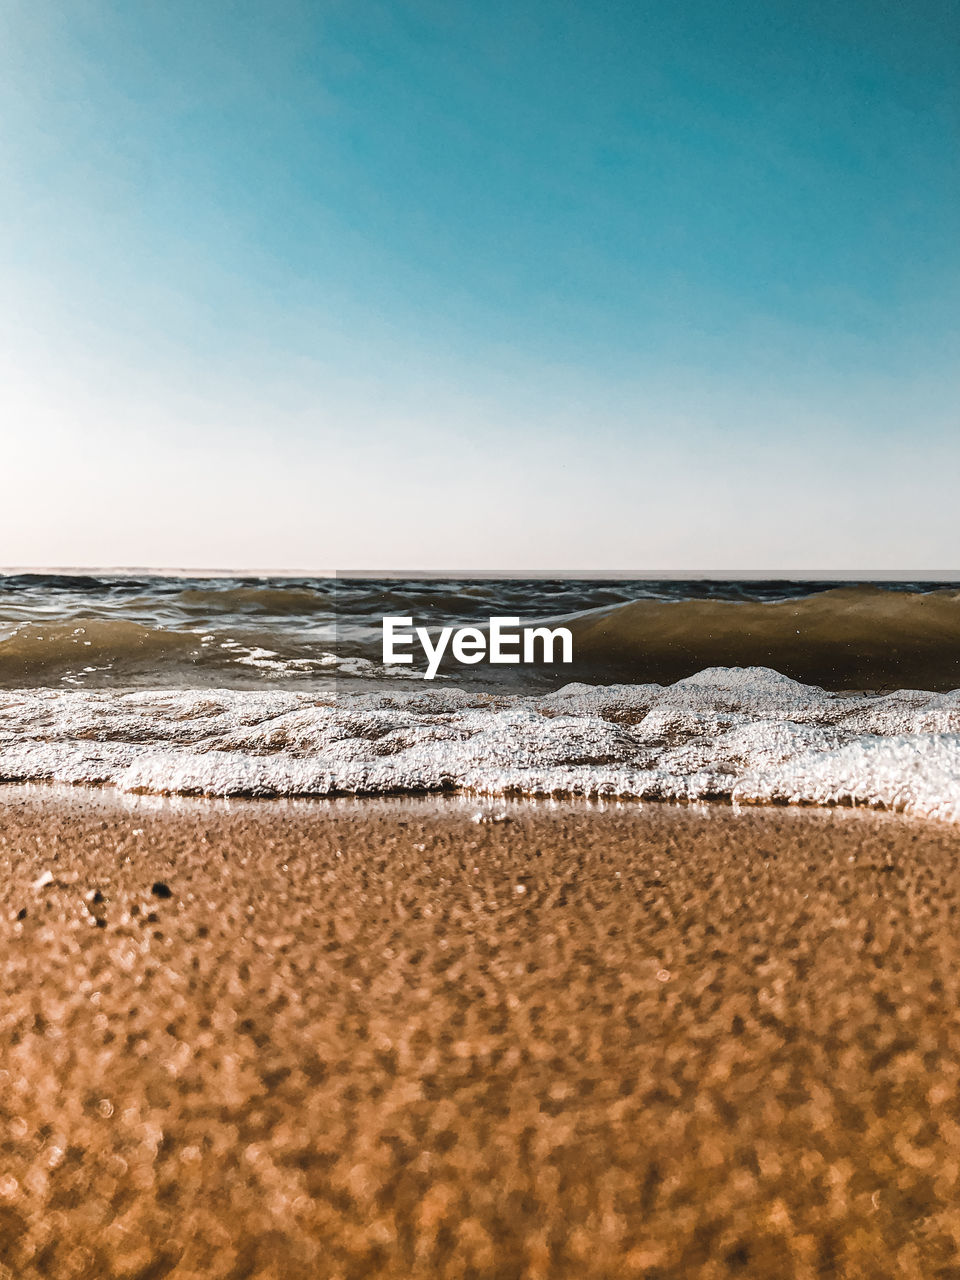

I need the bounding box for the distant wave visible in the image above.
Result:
[2,667,960,819]
[173,586,331,615]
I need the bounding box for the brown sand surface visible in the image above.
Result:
[2,787,960,1279]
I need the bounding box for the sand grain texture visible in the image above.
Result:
[1,789,960,1278]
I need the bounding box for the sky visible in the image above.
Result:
[1,0,958,571]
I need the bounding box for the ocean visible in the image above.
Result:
[1,573,960,815]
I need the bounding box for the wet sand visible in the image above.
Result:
[2,788,960,1278]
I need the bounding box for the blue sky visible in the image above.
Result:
[1,0,958,570]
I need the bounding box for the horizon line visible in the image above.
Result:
[2,567,960,581]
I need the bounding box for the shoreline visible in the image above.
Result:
[2,790,960,1276]
[5,778,960,827]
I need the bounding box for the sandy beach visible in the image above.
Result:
[2,788,960,1278]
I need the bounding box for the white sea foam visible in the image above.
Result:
[1,667,960,818]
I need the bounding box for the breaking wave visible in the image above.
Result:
[564,586,960,689]
[2,667,960,820]
[0,620,203,680]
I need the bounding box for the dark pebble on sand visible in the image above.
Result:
[151,882,173,898]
